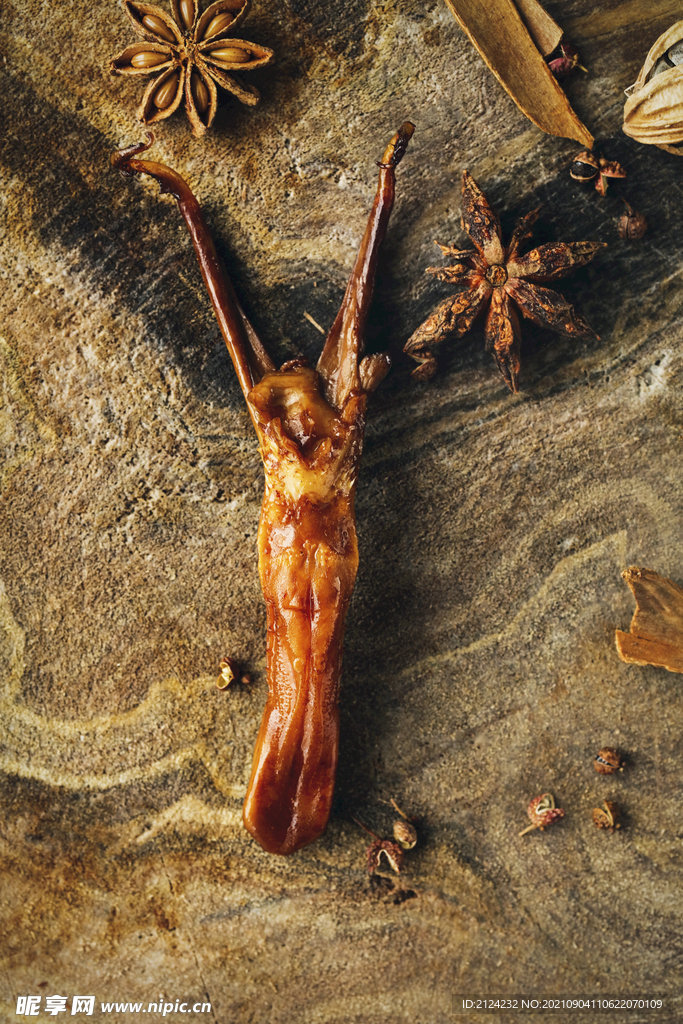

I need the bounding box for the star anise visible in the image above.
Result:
[109,0,273,137]
[404,171,606,392]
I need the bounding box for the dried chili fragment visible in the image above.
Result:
[405,171,605,392]
[112,124,414,855]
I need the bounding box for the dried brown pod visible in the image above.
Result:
[592,801,621,832]
[594,747,625,775]
[519,793,565,835]
[217,656,237,689]
[217,657,250,688]
[512,0,561,57]
[615,566,683,673]
[569,149,599,182]
[623,21,683,155]
[367,838,405,874]
[353,816,406,874]
[393,819,418,850]
[617,201,647,240]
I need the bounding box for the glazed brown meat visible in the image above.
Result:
[112,123,413,854]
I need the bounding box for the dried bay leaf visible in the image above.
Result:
[441,0,593,147]
[615,566,683,673]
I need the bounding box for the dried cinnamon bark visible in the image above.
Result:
[112,124,414,854]
[441,0,592,147]
[615,566,683,673]
[512,0,561,57]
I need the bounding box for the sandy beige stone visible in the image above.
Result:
[1,0,682,1020]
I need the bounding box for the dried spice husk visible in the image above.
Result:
[615,566,683,673]
[617,200,647,240]
[519,793,565,835]
[623,20,683,156]
[441,0,592,146]
[592,801,621,832]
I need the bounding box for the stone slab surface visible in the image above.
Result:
[1,0,682,1020]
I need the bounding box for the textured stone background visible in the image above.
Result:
[1,0,683,1020]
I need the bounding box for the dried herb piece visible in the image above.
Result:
[594,747,625,775]
[617,200,647,240]
[615,566,683,674]
[404,171,605,392]
[519,793,565,836]
[109,0,273,137]
[441,0,592,146]
[592,801,621,832]
[113,125,414,855]
[624,20,683,156]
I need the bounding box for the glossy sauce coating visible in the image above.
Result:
[111,124,414,855]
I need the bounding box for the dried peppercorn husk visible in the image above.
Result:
[623,20,683,156]
[617,201,647,240]
[592,801,621,833]
[615,566,683,673]
[519,793,565,835]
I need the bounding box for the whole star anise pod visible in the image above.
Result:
[109,0,273,137]
[404,172,606,392]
